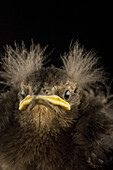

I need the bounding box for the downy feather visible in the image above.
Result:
[0,42,46,86]
[62,42,107,88]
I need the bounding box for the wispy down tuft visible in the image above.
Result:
[0,42,46,86]
[62,42,107,88]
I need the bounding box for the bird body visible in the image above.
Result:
[0,42,113,170]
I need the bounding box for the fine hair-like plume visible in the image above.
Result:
[0,41,107,90]
[62,42,107,88]
[0,42,46,87]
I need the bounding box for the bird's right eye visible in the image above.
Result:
[21,90,26,99]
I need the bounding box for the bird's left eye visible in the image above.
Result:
[64,90,70,100]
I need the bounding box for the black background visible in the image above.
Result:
[0,1,112,76]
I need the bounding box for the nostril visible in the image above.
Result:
[42,88,49,95]
[42,88,46,93]
[46,90,49,95]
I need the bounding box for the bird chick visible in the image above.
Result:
[0,42,113,170]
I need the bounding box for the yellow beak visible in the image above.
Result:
[19,95,70,111]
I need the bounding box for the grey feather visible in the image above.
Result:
[0,42,46,86]
[62,42,107,88]
[0,41,107,89]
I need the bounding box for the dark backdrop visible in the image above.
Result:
[0,1,112,75]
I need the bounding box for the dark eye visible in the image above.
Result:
[21,90,26,99]
[64,90,70,100]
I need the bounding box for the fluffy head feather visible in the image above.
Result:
[0,42,46,87]
[0,41,107,90]
[62,42,107,88]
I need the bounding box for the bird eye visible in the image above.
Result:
[64,90,70,100]
[21,90,26,99]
